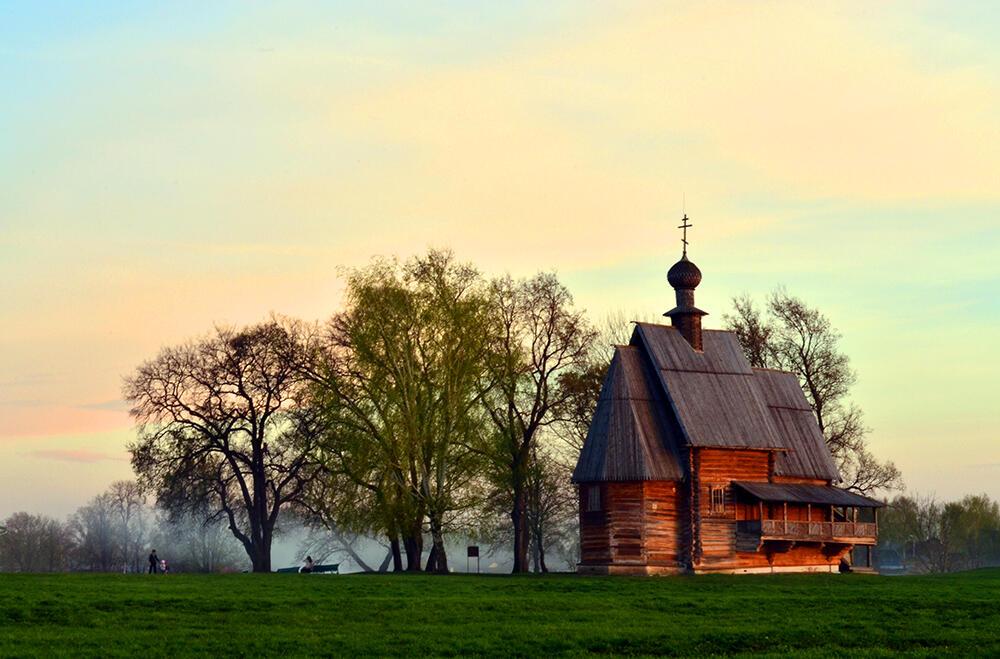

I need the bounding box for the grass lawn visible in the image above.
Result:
[2,569,1000,657]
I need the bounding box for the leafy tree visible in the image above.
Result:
[878,493,1000,573]
[946,494,1000,570]
[723,290,902,494]
[124,320,323,572]
[481,273,595,573]
[308,250,494,572]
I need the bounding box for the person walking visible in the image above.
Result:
[148,549,159,574]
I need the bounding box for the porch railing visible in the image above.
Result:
[737,519,877,540]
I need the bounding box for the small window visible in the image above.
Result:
[586,486,602,512]
[710,486,726,514]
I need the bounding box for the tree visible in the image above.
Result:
[308,250,494,572]
[0,512,73,573]
[945,494,1000,570]
[108,480,148,573]
[70,492,119,571]
[150,512,245,573]
[723,290,902,494]
[124,320,323,572]
[481,273,595,573]
[525,444,578,572]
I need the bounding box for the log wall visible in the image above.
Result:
[579,483,610,564]
[607,482,644,562]
[696,448,770,559]
[643,481,685,566]
[579,448,854,573]
[579,481,685,567]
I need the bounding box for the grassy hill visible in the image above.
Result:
[2,569,999,656]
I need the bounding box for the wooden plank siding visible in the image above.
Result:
[607,482,645,562]
[643,481,685,566]
[579,481,686,567]
[579,446,869,573]
[578,484,610,564]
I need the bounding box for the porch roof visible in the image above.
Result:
[732,481,884,508]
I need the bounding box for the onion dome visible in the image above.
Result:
[667,255,702,290]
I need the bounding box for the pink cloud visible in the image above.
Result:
[0,404,130,439]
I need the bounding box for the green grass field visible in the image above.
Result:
[2,570,1000,657]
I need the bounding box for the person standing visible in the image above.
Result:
[148,550,159,574]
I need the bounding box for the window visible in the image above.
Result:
[586,486,602,512]
[709,486,726,514]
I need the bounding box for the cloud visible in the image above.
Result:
[25,449,126,464]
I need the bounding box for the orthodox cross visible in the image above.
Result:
[678,213,692,257]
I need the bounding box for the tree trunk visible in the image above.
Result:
[389,535,404,572]
[334,530,374,572]
[378,548,393,573]
[428,513,449,574]
[511,478,529,573]
[425,543,438,572]
[252,537,272,573]
[403,534,423,571]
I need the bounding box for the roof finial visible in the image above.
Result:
[678,212,692,258]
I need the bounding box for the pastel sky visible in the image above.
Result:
[2,1,999,518]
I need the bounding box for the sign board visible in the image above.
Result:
[467,546,479,558]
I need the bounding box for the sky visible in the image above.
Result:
[1,1,999,519]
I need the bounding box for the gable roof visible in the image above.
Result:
[573,322,841,483]
[571,345,685,482]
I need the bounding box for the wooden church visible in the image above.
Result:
[573,218,882,574]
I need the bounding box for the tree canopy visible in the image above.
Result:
[124,320,323,572]
[723,289,902,495]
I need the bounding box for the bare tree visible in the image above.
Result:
[70,493,119,571]
[723,290,902,494]
[108,480,148,573]
[124,320,323,572]
[0,512,73,573]
[482,273,596,573]
[526,444,578,572]
[150,511,245,573]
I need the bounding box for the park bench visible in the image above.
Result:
[275,563,339,574]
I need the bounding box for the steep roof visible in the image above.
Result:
[571,345,685,482]
[573,322,841,483]
[751,368,841,480]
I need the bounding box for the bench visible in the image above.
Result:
[275,563,339,574]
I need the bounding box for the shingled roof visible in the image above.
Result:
[572,322,841,483]
[572,345,685,482]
